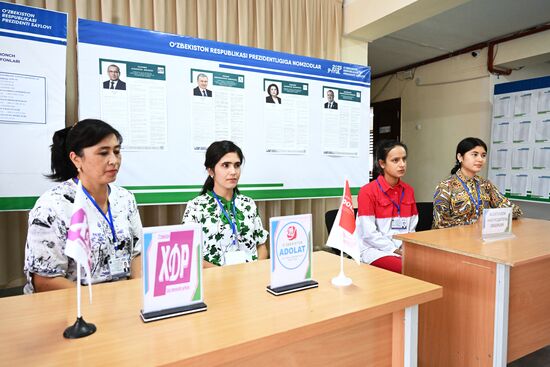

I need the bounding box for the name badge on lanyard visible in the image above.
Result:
[391,217,410,232]
[376,178,408,232]
[456,174,482,217]
[212,192,246,266]
[224,250,247,266]
[78,179,129,279]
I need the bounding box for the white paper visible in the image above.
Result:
[191,88,246,151]
[531,176,550,198]
[535,119,550,142]
[494,96,511,118]
[537,90,550,114]
[0,72,46,124]
[265,97,309,154]
[511,174,528,196]
[492,121,510,143]
[321,103,361,156]
[101,79,168,151]
[533,147,550,169]
[191,96,216,151]
[128,81,167,150]
[491,149,508,169]
[482,207,512,237]
[492,173,507,194]
[512,120,531,143]
[514,93,531,116]
[224,250,247,266]
[511,148,529,169]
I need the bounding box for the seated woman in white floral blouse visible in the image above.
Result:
[182,141,268,267]
[24,119,142,293]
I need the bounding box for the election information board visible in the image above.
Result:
[77,19,371,205]
[489,76,550,204]
[0,3,67,210]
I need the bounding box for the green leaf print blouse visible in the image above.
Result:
[182,191,268,266]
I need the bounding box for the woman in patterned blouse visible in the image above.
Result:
[182,141,268,267]
[433,137,522,229]
[24,120,142,293]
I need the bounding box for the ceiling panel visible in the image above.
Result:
[368,0,550,77]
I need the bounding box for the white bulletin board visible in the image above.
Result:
[489,76,550,204]
[77,19,372,206]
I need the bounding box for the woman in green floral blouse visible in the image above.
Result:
[433,137,522,229]
[182,141,268,267]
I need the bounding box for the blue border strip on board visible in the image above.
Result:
[0,30,66,45]
[142,233,152,294]
[219,64,371,88]
[494,76,550,95]
[0,2,67,39]
[78,18,370,84]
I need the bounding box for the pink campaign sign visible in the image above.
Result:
[154,230,194,297]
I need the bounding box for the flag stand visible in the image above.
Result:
[63,316,96,339]
[63,262,96,339]
[331,250,352,286]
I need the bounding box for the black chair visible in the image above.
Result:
[415,202,434,232]
[0,286,24,298]
[325,208,359,233]
[325,208,359,256]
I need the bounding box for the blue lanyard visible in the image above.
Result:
[456,173,482,216]
[74,178,117,242]
[212,191,238,247]
[376,177,405,216]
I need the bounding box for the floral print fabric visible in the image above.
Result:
[24,179,142,293]
[182,192,268,266]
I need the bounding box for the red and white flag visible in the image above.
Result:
[64,180,93,303]
[326,180,360,263]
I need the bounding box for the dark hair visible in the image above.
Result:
[374,140,408,175]
[267,83,279,96]
[200,140,244,195]
[107,64,120,73]
[47,119,122,182]
[451,137,488,174]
